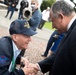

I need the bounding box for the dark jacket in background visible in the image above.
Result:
[20,0,27,14]
[29,9,42,31]
[9,0,18,8]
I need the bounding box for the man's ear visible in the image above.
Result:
[12,34,18,42]
[58,13,64,20]
[58,13,64,23]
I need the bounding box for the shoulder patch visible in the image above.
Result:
[0,55,8,64]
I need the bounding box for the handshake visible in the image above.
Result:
[20,57,41,75]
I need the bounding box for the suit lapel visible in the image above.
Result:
[58,19,76,47]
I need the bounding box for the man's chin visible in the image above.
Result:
[24,46,28,49]
[58,30,63,34]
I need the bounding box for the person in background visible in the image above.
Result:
[28,0,42,31]
[0,19,37,75]
[41,30,65,57]
[49,32,64,55]
[18,0,29,19]
[5,0,18,20]
[38,7,50,29]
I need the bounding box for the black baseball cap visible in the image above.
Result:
[9,20,37,36]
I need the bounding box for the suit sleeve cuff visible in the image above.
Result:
[35,63,41,71]
[18,69,25,75]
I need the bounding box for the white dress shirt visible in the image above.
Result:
[8,41,21,72]
[67,15,76,30]
[12,41,21,61]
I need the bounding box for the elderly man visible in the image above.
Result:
[0,20,37,75]
[28,1,76,75]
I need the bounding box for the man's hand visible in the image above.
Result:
[20,57,29,67]
[28,63,40,71]
[21,57,40,75]
[22,64,38,75]
[12,4,15,7]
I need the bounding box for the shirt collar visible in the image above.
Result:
[12,41,18,52]
[67,15,76,30]
[12,41,21,60]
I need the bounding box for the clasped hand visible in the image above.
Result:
[21,57,40,75]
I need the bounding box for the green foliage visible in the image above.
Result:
[43,22,55,30]
[40,0,56,11]
[70,0,76,12]
[70,0,73,2]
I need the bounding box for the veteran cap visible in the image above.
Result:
[9,20,37,36]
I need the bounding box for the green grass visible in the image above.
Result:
[43,22,55,31]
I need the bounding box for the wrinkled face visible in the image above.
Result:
[12,34,31,50]
[50,11,67,33]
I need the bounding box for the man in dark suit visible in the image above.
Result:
[27,1,76,75]
[0,20,37,75]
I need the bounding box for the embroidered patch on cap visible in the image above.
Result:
[0,55,8,64]
[24,22,30,28]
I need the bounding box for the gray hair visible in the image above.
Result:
[51,1,75,17]
[31,0,39,4]
[35,0,38,3]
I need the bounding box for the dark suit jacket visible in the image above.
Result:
[38,19,76,75]
[0,36,25,75]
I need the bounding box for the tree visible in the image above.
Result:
[40,0,56,11]
[70,0,76,12]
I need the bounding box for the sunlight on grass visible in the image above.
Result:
[43,22,55,31]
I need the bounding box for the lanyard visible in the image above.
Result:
[8,49,16,73]
[8,55,16,72]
